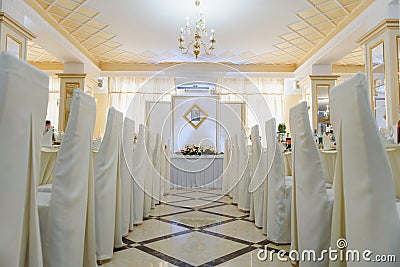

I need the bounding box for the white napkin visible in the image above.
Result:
[42,129,53,147]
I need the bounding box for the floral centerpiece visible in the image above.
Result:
[180,144,217,155]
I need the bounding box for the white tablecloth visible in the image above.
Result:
[283,147,400,197]
[170,154,223,189]
[39,146,98,186]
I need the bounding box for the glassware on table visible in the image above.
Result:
[379,126,394,144]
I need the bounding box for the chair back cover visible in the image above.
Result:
[222,138,231,194]
[42,129,53,147]
[264,118,291,243]
[329,73,400,267]
[237,130,251,211]
[94,107,123,260]
[230,134,240,202]
[162,139,171,195]
[152,133,162,202]
[143,128,154,215]
[131,124,146,224]
[289,102,331,266]
[120,117,135,235]
[0,52,48,267]
[47,89,97,267]
[249,125,265,227]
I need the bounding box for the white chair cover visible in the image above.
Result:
[238,131,251,211]
[152,133,162,203]
[132,125,146,224]
[0,52,48,267]
[264,118,291,243]
[322,134,334,149]
[329,73,400,267]
[120,117,135,235]
[289,102,332,266]
[94,107,124,261]
[230,135,240,203]
[143,128,154,216]
[249,125,265,227]
[162,140,171,196]
[43,89,97,267]
[222,138,231,194]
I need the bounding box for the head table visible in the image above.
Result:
[170,154,224,189]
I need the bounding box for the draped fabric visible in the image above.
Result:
[45,89,97,267]
[121,118,135,235]
[265,118,291,243]
[46,76,60,130]
[289,102,332,266]
[132,125,146,224]
[94,107,124,261]
[249,125,265,227]
[143,129,154,217]
[230,135,240,203]
[162,140,171,196]
[329,73,400,267]
[152,134,162,203]
[216,78,282,145]
[237,131,251,211]
[0,52,48,267]
[109,77,175,122]
[222,138,231,194]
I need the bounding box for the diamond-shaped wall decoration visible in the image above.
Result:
[183,104,208,129]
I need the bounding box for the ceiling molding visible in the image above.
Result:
[24,0,99,66]
[99,62,297,73]
[29,61,64,70]
[296,0,374,69]
[0,12,36,39]
[332,64,365,73]
[356,19,399,45]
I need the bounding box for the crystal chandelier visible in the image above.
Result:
[178,0,216,59]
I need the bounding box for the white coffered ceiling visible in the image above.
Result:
[26,0,371,69]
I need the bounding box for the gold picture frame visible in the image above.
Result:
[183,103,208,129]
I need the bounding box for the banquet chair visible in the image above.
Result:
[289,102,333,267]
[94,107,124,262]
[222,138,231,194]
[131,124,146,224]
[249,125,265,227]
[120,117,135,236]
[143,128,154,216]
[329,73,400,267]
[37,89,97,267]
[229,134,240,203]
[162,139,171,196]
[0,52,48,267]
[237,130,251,211]
[152,133,162,204]
[263,118,291,243]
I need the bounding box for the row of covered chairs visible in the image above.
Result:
[222,72,400,266]
[0,52,171,266]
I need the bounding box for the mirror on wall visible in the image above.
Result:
[370,41,385,128]
[316,84,330,135]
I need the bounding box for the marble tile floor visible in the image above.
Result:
[103,189,292,267]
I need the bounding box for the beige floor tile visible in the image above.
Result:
[203,204,247,217]
[149,204,191,217]
[219,250,292,267]
[175,191,220,198]
[266,243,291,253]
[163,210,231,228]
[201,195,233,204]
[102,248,176,267]
[127,219,187,242]
[161,194,192,203]
[146,231,247,266]
[207,220,266,243]
[173,198,218,208]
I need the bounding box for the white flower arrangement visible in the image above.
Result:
[180,144,217,155]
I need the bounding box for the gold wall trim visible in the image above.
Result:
[332,64,365,73]
[0,12,36,40]
[357,19,399,45]
[29,62,64,70]
[56,73,87,78]
[296,0,374,69]
[309,75,340,81]
[24,0,99,66]
[100,62,297,73]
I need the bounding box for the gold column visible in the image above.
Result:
[309,75,339,133]
[56,73,87,131]
[0,12,35,60]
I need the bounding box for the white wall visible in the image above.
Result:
[219,102,244,152]
[146,101,171,146]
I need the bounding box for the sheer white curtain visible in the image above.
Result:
[109,77,175,124]
[47,76,60,130]
[216,78,284,142]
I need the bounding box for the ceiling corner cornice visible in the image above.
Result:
[24,0,99,67]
